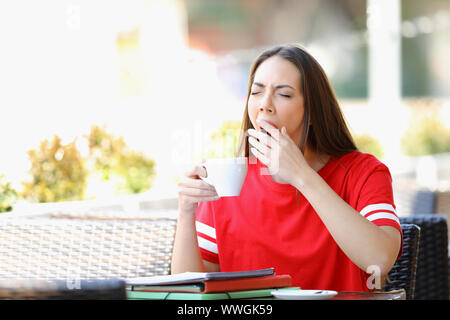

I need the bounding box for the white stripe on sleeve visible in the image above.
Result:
[195,221,216,239]
[365,212,400,225]
[360,203,397,217]
[197,236,218,254]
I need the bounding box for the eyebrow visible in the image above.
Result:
[253,82,295,90]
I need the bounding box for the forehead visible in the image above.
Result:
[253,56,301,87]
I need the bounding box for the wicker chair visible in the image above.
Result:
[399,214,449,300]
[384,223,421,299]
[0,217,177,280]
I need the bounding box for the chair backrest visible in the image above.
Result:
[399,214,449,300]
[0,217,177,280]
[384,223,420,299]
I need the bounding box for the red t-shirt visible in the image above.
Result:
[195,151,402,292]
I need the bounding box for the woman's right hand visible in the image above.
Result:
[177,163,219,215]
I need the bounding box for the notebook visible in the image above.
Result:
[130,274,292,293]
[125,268,275,287]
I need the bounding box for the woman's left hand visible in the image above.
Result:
[247,119,310,186]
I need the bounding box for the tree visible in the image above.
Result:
[0,175,17,212]
[401,111,450,156]
[354,134,384,159]
[22,135,87,202]
[206,120,243,158]
[85,125,156,195]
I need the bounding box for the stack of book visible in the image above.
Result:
[125,268,293,300]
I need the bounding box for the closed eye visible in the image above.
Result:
[250,92,261,95]
[279,94,291,98]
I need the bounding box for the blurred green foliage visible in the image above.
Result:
[354,134,384,159]
[86,125,156,195]
[86,125,127,181]
[206,120,242,158]
[111,149,157,195]
[0,175,17,212]
[21,126,156,203]
[22,136,87,203]
[401,112,450,156]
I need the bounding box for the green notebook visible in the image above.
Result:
[127,287,300,300]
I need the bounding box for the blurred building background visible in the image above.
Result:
[0,0,449,212]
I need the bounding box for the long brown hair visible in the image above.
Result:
[237,44,357,158]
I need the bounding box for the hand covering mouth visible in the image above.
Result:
[259,120,278,129]
[257,119,279,136]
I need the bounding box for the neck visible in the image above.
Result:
[304,145,330,172]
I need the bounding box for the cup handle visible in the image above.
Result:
[200,164,214,186]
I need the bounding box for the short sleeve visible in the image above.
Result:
[356,165,403,258]
[195,202,220,264]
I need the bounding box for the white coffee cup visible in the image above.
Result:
[200,157,248,197]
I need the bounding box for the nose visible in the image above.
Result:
[259,105,273,113]
[259,94,274,113]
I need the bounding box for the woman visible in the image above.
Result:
[172,44,402,292]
